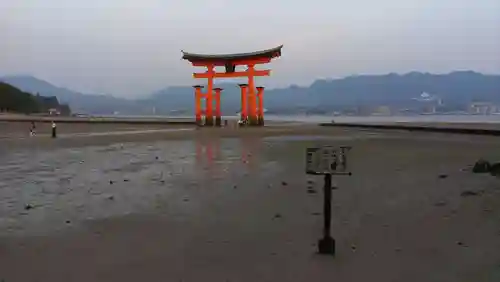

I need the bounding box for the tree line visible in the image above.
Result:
[0,82,71,115]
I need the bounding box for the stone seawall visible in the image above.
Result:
[320,122,500,136]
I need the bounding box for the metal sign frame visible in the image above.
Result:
[306,146,352,175]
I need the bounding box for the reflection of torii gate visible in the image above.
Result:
[182,45,283,126]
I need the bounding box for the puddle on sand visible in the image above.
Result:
[262,133,384,142]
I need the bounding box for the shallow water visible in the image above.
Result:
[262,133,384,141]
[108,114,500,124]
[264,114,500,124]
[0,130,387,235]
[0,138,282,235]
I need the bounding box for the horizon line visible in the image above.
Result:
[1,69,498,99]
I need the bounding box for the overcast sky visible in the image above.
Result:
[1,0,499,98]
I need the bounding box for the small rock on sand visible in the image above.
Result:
[434,201,447,207]
[461,190,483,197]
[472,159,491,173]
[489,162,500,177]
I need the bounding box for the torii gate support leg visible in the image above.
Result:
[257,86,265,126]
[238,84,248,125]
[193,85,203,126]
[214,88,222,127]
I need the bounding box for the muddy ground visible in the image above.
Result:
[0,125,499,282]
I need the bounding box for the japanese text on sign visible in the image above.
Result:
[306,146,351,175]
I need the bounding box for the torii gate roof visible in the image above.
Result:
[181,45,283,64]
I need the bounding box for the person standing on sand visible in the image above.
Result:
[51,121,57,138]
[29,121,36,137]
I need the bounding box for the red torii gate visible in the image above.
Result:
[182,45,283,126]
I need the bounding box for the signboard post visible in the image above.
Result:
[306,146,352,255]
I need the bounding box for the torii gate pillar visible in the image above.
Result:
[257,86,265,126]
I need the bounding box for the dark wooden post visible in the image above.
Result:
[318,174,335,255]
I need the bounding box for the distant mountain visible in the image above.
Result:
[0,75,146,114]
[139,83,244,115]
[143,71,500,114]
[2,71,499,115]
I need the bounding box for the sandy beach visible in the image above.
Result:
[0,121,500,282]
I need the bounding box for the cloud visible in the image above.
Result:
[0,0,499,97]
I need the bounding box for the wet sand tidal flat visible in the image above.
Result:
[1,124,500,282]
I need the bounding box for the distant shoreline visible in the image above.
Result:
[0,114,195,125]
[3,113,500,127]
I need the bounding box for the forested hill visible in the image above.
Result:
[0,82,70,114]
